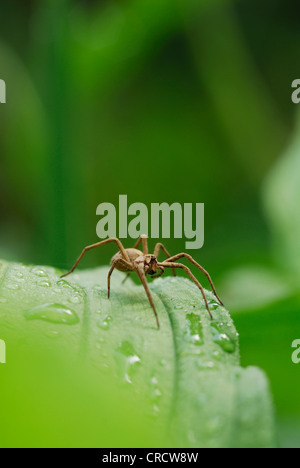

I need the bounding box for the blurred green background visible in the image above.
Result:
[1,0,300,447]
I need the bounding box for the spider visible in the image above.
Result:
[61,235,223,329]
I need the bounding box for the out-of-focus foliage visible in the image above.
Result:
[0,0,290,268]
[264,114,300,281]
[1,0,300,447]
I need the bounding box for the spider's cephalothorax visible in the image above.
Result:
[111,249,158,276]
[61,235,223,329]
[133,254,159,276]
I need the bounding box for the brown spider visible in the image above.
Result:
[61,235,223,329]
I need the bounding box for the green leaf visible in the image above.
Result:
[232,294,300,418]
[0,260,276,447]
[263,116,300,280]
[220,265,293,312]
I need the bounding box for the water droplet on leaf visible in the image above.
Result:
[38,280,51,288]
[45,330,60,338]
[184,313,203,346]
[23,303,79,325]
[97,315,112,331]
[196,360,216,370]
[6,282,20,290]
[115,341,141,384]
[210,323,236,353]
[208,299,220,311]
[31,267,48,277]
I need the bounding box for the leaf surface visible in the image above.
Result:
[0,260,275,447]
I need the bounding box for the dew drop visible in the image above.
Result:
[97,315,112,331]
[159,358,171,370]
[56,279,76,290]
[184,313,203,346]
[115,341,141,384]
[196,360,216,370]
[211,350,222,361]
[68,294,83,304]
[31,267,48,277]
[149,375,162,404]
[210,323,236,353]
[97,320,110,330]
[38,280,51,288]
[45,330,60,338]
[208,299,220,311]
[56,280,67,287]
[6,282,20,291]
[23,303,79,325]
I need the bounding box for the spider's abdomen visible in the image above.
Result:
[111,248,142,272]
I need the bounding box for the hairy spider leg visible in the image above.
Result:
[133,234,149,254]
[120,235,149,285]
[153,242,176,277]
[159,262,213,319]
[108,258,132,299]
[136,264,160,329]
[165,253,223,306]
[61,238,130,278]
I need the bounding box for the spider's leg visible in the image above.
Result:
[132,234,149,254]
[153,243,176,276]
[136,265,160,329]
[121,273,131,285]
[151,266,165,279]
[60,238,130,278]
[108,259,132,298]
[164,253,223,306]
[159,262,213,319]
